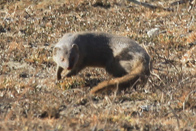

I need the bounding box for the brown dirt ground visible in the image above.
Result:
[0,0,196,130]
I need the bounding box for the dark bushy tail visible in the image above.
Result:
[90,62,148,94]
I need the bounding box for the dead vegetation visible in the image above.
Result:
[0,0,196,130]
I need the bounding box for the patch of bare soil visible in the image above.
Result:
[0,0,196,130]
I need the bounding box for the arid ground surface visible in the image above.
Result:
[0,0,196,130]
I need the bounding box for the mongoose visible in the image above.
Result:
[53,32,150,94]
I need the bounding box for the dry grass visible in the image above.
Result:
[0,0,196,130]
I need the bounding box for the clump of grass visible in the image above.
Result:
[56,77,86,90]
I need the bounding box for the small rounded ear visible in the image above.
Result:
[53,47,61,56]
[72,44,79,53]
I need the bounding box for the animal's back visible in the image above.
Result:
[70,32,149,68]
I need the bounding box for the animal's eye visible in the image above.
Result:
[64,51,68,55]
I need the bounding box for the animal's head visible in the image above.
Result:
[53,44,79,70]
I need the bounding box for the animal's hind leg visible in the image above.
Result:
[105,60,128,77]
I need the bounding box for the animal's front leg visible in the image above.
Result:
[66,65,84,77]
[56,66,64,80]
[66,68,80,77]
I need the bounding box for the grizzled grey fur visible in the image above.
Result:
[53,32,150,93]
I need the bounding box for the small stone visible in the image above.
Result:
[147,28,159,37]
[19,72,28,78]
